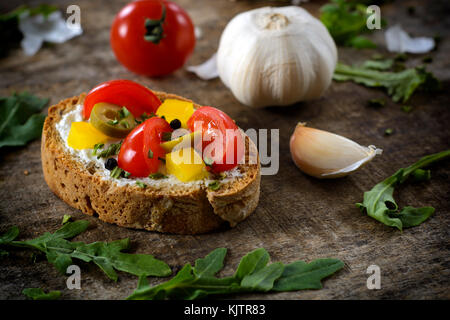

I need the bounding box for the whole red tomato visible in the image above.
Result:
[110,0,196,77]
[83,79,161,119]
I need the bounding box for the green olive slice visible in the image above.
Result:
[90,103,136,138]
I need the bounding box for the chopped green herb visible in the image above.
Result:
[108,119,119,126]
[127,247,344,300]
[401,105,413,113]
[61,215,72,225]
[148,148,154,159]
[208,181,221,191]
[0,221,171,281]
[161,132,172,142]
[135,112,156,124]
[148,173,168,179]
[161,115,166,120]
[92,143,104,156]
[356,150,450,230]
[110,166,124,179]
[384,128,394,136]
[118,107,131,119]
[367,99,385,108]
[120,120,130,129]
[136,181,147,189]
[22,288,61,300]
[96,141,122,159]
[123,171,131,178]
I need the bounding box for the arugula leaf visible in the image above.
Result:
[0,92,48,148]
[127,247,343,300]
[356,150,450,230]
[273,259,344,291]
[0,221,172,281]
[334,63,440,103]
[22,288,61,300]
[320,0,378,48]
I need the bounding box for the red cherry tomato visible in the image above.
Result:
[142,117,173,174]
[83,79,161,120]
[110,0,195,76]
[118,123,150,177]
[187,107,244,173]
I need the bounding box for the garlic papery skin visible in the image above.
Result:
[217,6,337,108]
[289,124,382,179]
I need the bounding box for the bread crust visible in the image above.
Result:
[41,92,260,234]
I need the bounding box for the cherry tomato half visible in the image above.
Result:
[83,79,161,120]
[117,122,150,177]
[187,107,244,173]
[143,117,173,174]
[110,0,195,77]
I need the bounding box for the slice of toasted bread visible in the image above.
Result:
[41,92,260,234]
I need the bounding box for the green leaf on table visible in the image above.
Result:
[22,288,61,300]
[273,259,344,291]
[0,92,48,148]
[334,63,440,103]
[127,247,343,300]
[320,0,381,49]
[356,150,450,230]
[0,220,171,281]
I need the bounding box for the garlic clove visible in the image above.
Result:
[289,123,382,178]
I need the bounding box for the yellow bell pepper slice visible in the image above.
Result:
[156,99,194,129]
[166,147,208,182]
[160,131,201,153]
[67,122,110,150]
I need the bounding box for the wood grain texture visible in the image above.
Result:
[0,0,449,299]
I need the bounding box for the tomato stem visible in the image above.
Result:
[144,5,166,44]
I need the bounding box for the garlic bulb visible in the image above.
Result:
[217,6,337,108]
[290,123,382,178]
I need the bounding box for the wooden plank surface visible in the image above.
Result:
[0,0,449,299]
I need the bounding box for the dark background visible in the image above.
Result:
[0,0,449,299]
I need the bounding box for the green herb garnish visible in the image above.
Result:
[120,120,130,129]
[0,92,48,148]
[208,181,221,191]
[148,173,167,180]
[96,141,122,159]
[161,132,172,142]
[127,247,344,300]
[320,0,380,49]
[62,215,72,225]
[22,288,61,300]
[384,128,394,136]
[0,220,171,281]
[123,171,131,178]
[136,181,147,189]
[401,105,413,113]
[118,107,131,119]
[356,150,450,230]
[92,143,104,156]
[147,148,154,159]
[333,63,440,103]
[108,119,119,126]
[110,166,124,179]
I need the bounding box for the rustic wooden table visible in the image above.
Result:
[0,0,449,299]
